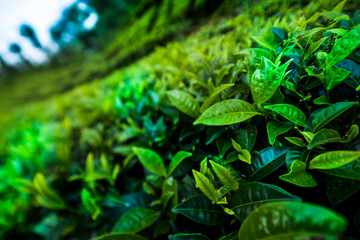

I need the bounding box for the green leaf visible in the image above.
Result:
[172,195,226,226]
[200,84,234,112]
[312,102,358,132]
[168,151,192,176]
[280,81,302,97]
[236,48,275,61]
[168,233,210,240]
[166,90,200,118]
[325,66,351,90]
[132,147,167,177]
[342,124,359,143]
[284,137,306,147]
[161,177,178,221]
[326,24,360,69]
[112,207,160,234]
[231,138,242,152]
[8,178,35,194]
[209,161,239,190]
[194,99,261,126]
[304,37,327,61]
[192,170,218,202]
[81,188,101,220]
[245,147,288,181]
[280,160,318,187]
[95,233,148,240]
[313,95,331,105]
[218,232,238,240]
[308,129,342,150]
[238,201,347,240]
[230,182,300,221]
[238,149,251,164]
[251,36,277,53]
[251,58,292,104]
[319,159,360,180]
[267,121,292,145]
[309,151,360,170]
[236,125,257,151]
[326,177,360,206]
[264,104,307,127]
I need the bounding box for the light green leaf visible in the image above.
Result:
[238,201,347,240]
[132,147,166,177]
[312,102,358,132]
[236,48,275,61]
[112,207,160,234]
[319,159,360,180]
[304,37,327,61]
[342,124,359,143]
[8,178,35,194]
[231,138,242,152]
[264,104,307,127]
[309,151,360,170]
[308,129,342,150]
[230,182,300,221]
[326,24,360,69]
[325,66,350,90]
[280,160,318,187]
[313,95,330,105]
[168,151,192,176]
[192,170,218,202]
[300,131,315,143]
[172,195,226,226]
[209,161,239,190]
[267,121,292,145]
[194,99,261,126]
[251,58,292,104]
[81,188,101,220]
[284,137,307,147]
[167,90,200,118]
[238,149,251,164]
[251,36,277,53]
[200,84,234,112]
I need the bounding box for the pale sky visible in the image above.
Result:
[0,0,76,65]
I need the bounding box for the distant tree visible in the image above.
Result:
[9,43,32,68]
[20,24,42,48]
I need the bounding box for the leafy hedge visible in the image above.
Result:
[1,0,360,239]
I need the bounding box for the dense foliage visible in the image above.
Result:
[1,0,360,239]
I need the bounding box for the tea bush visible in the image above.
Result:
[1,0,360,239]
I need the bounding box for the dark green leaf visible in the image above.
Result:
[313,95,331,105]
[307,129,342,150]
[312,102,358,132]
[230,182,300,221]
[168,233,210,240]
[95,233,148,240]
[326,177,360,206]
[245,147,288,181]
[238,201,347,240]
[81,188,101,220]
[236,125,257,151]
[172,195,226,226]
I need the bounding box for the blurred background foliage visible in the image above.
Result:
[1,0,360,239]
